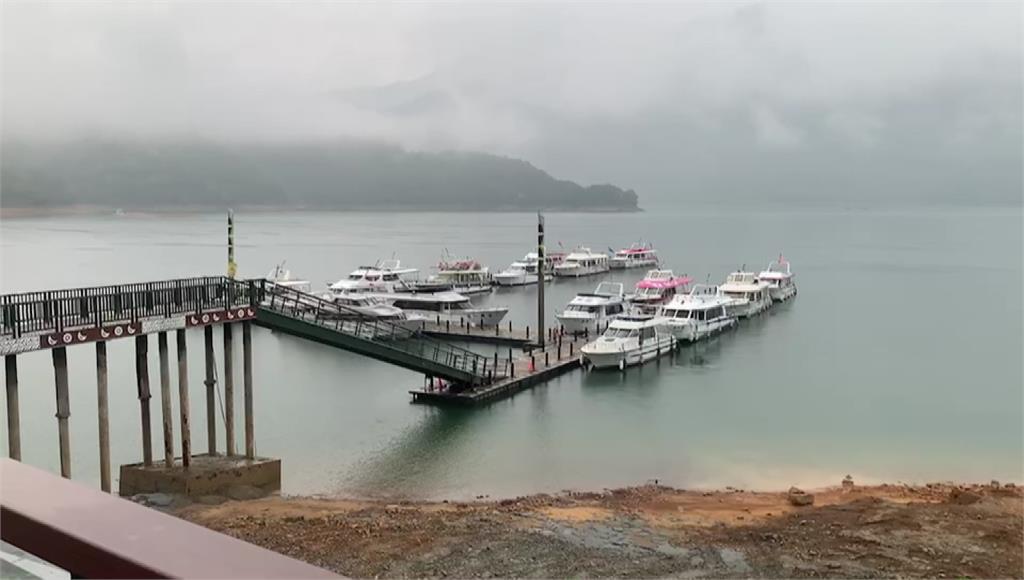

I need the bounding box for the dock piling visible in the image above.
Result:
[545,352,549,367]
[224,323,235,456]
[177,328,191,468]
[5,355,21,460]
[157,332,174,468]
[52,347,71,478]
[95,342,111,492]
[135,335,153,467]
[243,321,254,460]
[204,325,217,455]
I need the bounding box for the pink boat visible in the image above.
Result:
[628,269,693,311]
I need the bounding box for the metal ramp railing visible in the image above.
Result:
[258,282,500,386]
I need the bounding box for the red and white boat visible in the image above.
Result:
[627,269,693,314]
[610,242,658,269]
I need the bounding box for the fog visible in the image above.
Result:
[2,2,1021,203]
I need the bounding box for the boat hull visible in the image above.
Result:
[769,284,797,302]
[726,298,772,319]
[553,265,609,278]
[610,259,659,270]
[582,337,675,369]
[557,315,600,335]
[663,317,736,342]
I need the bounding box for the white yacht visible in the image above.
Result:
[719,270,773,318]
[553,247,610,278]
[580,315,676,370]
[266,263,312,293]
[609,243,659,270]
[556,282,626,335]
[325,292,427,332]
[659,285,737,342]
[627,270,692,314]
[427,258,493,295]
[758,256,797,302]
[493,252,565,286]
[387,292,508,327]
[329,259,419,294]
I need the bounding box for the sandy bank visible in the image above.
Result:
[171,480,1023,578]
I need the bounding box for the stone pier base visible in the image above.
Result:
[118,453,280,497]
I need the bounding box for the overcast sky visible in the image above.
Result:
[2,2,1021,202]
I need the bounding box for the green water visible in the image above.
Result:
[1,204,1021,498]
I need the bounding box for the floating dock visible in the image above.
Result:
[418,320,538,346]
[409,333,588,406]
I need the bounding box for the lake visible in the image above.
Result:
[1,203,1021,499]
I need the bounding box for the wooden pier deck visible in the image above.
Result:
[409,333,589,406]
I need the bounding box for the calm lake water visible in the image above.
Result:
[1,204,1021,499]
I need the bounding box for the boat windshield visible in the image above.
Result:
[637,287,662,297]
[604,328,638,338]
[567,305,599,313]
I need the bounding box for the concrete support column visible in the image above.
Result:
[243,321,254,459]
[157,332,174,468]
[223,323,235,456]
[95,341,111,492]
[52,347,71,478]
[177,329,191,468]
[135,335,153,467]
[5,355,21,460]
[204,325,217,455]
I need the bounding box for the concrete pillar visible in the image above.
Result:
[243,321,254,459]
[177,329,191,468]
[223,323,235,456]
[5,355,21,460]
[204,325,217,455]
[157,332,174,468]
[52,347,71,478]
[95,342,111,492]
[135,335,153,467]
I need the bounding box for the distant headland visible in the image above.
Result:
[0,138,640,213]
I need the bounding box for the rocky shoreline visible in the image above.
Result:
[167,479,1023,578]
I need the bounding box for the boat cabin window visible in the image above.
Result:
[383,273,398,281]
[605,303,624,315]
[641,327,656,340]
[567,304,599,313]
[348,274,363,280]
[605,328,637,338]
[672,310,691,319]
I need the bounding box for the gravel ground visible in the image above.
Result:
[173,481,1023,578]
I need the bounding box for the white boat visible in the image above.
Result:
[609,242,659,270]
[329,259,419,294]
[580,315,676,370]
[626,269,692,314]
[427,258,493,295]
[556,282,626,335]
[324,292,427,332]
[659,285,737,342]
[553,247,610,278]
[758,255,797,302]
[386,292,509,327]
[493,252,565,286]
[267,263,312,293]
[719,270,773,318]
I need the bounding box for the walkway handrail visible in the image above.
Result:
[0,459,338,579]
[0,276,259,339]
[260,282,495,380]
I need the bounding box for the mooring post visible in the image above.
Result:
[243,321,254,460]
[223,323,235,456]
[157,332,174,468]
[95,341,111,492]
[545,352,550,367]
[52,347,71,478]
[135,335,153,467]
[177,328,191,468]
[537,212,546,348]
[204,325,217,455]
[5,355,21,460]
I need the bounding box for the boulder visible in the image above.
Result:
[842,475,854,489]
[948,488,982,505]
[144,492,174,507]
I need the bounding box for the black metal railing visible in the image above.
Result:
[0,276,261,339]
[261,282,500,383]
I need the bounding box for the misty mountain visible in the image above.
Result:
[0,139,639,211]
